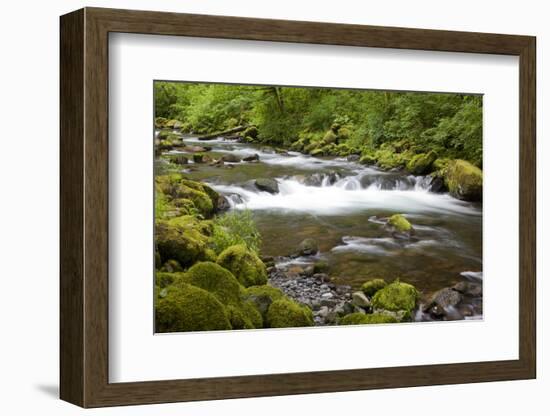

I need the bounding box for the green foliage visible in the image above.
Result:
[339,312,398,325]
[155,82,482,167]
[155,283,231,332]
[266,298,314,328]
[372,280,419,314]
[217,244,268,287]
[211,210,262,255]
[361,279,388,298]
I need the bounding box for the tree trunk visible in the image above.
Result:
[197,125,248,140]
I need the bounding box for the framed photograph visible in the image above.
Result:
[60,7,536,408]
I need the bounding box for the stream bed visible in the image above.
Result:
[158,134,483,322]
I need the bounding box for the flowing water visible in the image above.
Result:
[159,134,482,297]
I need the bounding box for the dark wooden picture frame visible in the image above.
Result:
[60,7,536,408]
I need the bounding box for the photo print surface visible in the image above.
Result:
[153,81,483,333]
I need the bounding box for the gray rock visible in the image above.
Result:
[255,178,279,194]
[243,153,260,162]
[347,154,360,162]
[352,291,371,308]
[321,292,334,299]
[453,281,482,297]
[221,153,241,163]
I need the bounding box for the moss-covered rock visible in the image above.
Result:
[155,117,168,129]
[359,153,377,165]
[155,216,212,268]
[156,175,220,217]
[313,261,329,274]
[361,279,388,297]
[322,130,338,145]
[161,259,183,273]
[339,312,399,325]
[155,283,231,332]
[266,298,314,328]
[243,285,285,322]
[155,271,182,288]
[372,280,419,315]
[243,126,258,140]
[217,244,268,287]
[387,214,412,232]
[406,151,437,175]
[444,159,483,201]
[297,238,319,256]
[178,261,242,305]
[310,147,325,157]
[337,126,352,141]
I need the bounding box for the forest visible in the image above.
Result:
[154,81,483,333]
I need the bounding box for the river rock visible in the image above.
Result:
[428,175,446,193]
[352,291,371,309]
[216,195,231,212]
[255,178,279,194]
[182,145,207,153]
[453,281,482,297]
[423,288,463,318]
[243,154,260,162]
[312,273,329,282]
[193,153,212,164]
[444,159,483,201]
[170,155,188,165]
[297,238,319,256]
[347,154,360,162]
[221,154,241,163]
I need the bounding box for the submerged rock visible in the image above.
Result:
[297,238,319,256]
[254,178,279,194]
[221,154,241,163]
[243,153,260,162]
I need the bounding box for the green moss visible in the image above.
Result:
[372,280,419,314]
[155,216,211,269]
[178,261,242,305]
[387,214,412,232]
[161,259,183,273]
[243,285,285,322]
[310,147,325,157]
[217,244,268,287]
[339,312,398,325]
[433,157,450,171]
[406,151,437,175]
[243,126,258,139]
[156,175,216,217]
[374,149,404,170]
[359,153,377,165]
[155,271,183,288]
[155,283,231,332]
[337,126,352,141]
[322,129,338,145]
[444,159,483,201]
[266,298,314,328]
[313,261,329,274]
[243,300,263,328]
[155,117,168,129]
[361,279,388,297]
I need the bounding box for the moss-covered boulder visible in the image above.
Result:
[155,117,168,129]
[310,147,325,157]
[226,301,263,330]
[178,261,242,305]
[155,283,231,332]
[243,126,258,140]
[339,312,399,325]
[156,175,222,217]
[372,280,419,316]
[387,214,412,233]
[243,285,285,320]
[155,271,181,288]
[361,279,388,298]
[322,129,338,145]
[266,298,314,328]
[217,244,268,287]
[406,151,437,175]
[155,216,213,268]
[161,259,183,273]
[444,159,483,201]
[359,153,377,165]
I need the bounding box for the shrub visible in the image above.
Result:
[211,210,262,254]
